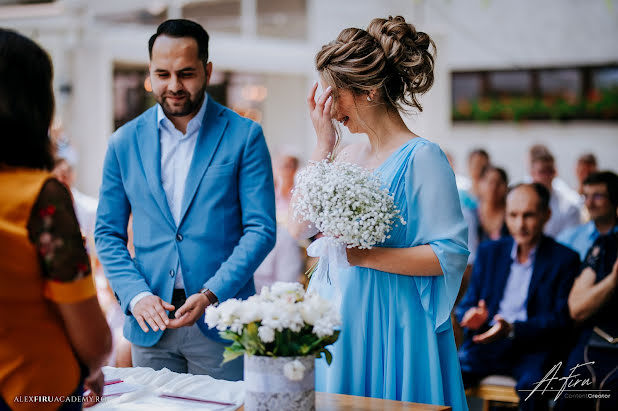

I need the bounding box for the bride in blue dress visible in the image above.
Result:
[288,16,469,410]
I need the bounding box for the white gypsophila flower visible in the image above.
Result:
[292,160,405,249]
[283,360,306,381]
[258,325,275,343]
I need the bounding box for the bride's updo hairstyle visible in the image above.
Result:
[316,16,435,113]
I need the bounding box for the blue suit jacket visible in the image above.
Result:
[95,98,276,347]
[456,235,579,347]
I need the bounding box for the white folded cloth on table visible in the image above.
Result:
[92,366,244,410]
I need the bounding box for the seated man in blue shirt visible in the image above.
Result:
[557,171,618,260]
[457,183,580,411]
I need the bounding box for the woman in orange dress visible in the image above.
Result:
[0,29,112,411]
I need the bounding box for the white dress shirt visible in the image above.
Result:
[544,187,582,238]
[497,242,538,324]
[71,188,98,240]
[129,96,208,312]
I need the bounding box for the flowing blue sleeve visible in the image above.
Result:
[405,141,470,332]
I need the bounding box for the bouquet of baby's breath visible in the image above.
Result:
[293,160,405,249]
[205,282,341,368]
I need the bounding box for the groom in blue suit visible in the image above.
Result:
[456,183,579,411]
[95,20,276,379]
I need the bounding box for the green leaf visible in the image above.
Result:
[222,346,245,364]
[239,323,266,355]
[299,344,311,355]
[246,322,259,337]
[219,330,241,342]
[318,348,333,365]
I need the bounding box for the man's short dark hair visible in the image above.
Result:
[529,144,554,165]
[149,19,210,64]
[480,165,508,185]
[508,182,551,213]
[584,171,618,208]
[577,153,597,166]
[468,148,489,161]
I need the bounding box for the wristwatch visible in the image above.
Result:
[199,288,219,307]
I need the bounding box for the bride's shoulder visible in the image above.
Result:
[334,142,366,163]
[409,138,450,167]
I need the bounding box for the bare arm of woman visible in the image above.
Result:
[55,298,113,371]
[347,244,443,276]
[288,82,335,239]
[28,179,112,398]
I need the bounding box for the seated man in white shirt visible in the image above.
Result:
[528,145,581,237]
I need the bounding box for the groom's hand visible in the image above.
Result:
[167,293,210,329]
[133,295,175,333]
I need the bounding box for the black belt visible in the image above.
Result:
[169,288,187,319]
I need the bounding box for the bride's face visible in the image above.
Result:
[319,79,370,135]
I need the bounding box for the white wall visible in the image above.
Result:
[261,74,310,157]
[1,0,616,195]
[426,0,618,69]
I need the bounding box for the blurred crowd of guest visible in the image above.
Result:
[452,144,617,411]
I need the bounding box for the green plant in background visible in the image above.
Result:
[453,87,618,122]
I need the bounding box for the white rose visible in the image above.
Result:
[238,300,263,324]
[204,305,220,328]
[283,360,306,381]
[258,325,275,343]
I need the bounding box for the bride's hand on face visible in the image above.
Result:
[307,82,336,153]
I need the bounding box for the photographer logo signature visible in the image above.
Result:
[520,361,611,401]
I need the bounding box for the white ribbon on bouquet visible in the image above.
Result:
[306,237,350,311]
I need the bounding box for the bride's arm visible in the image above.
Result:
[347,245,443,276]
[288,82,335,240]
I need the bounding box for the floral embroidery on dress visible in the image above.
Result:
[28,179,91,283]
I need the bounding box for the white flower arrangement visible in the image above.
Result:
[292,159,405,250]
[204,282,341,365]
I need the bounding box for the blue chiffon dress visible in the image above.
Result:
[311,138,469,410]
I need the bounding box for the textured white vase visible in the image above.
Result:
[243,354,315,411]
